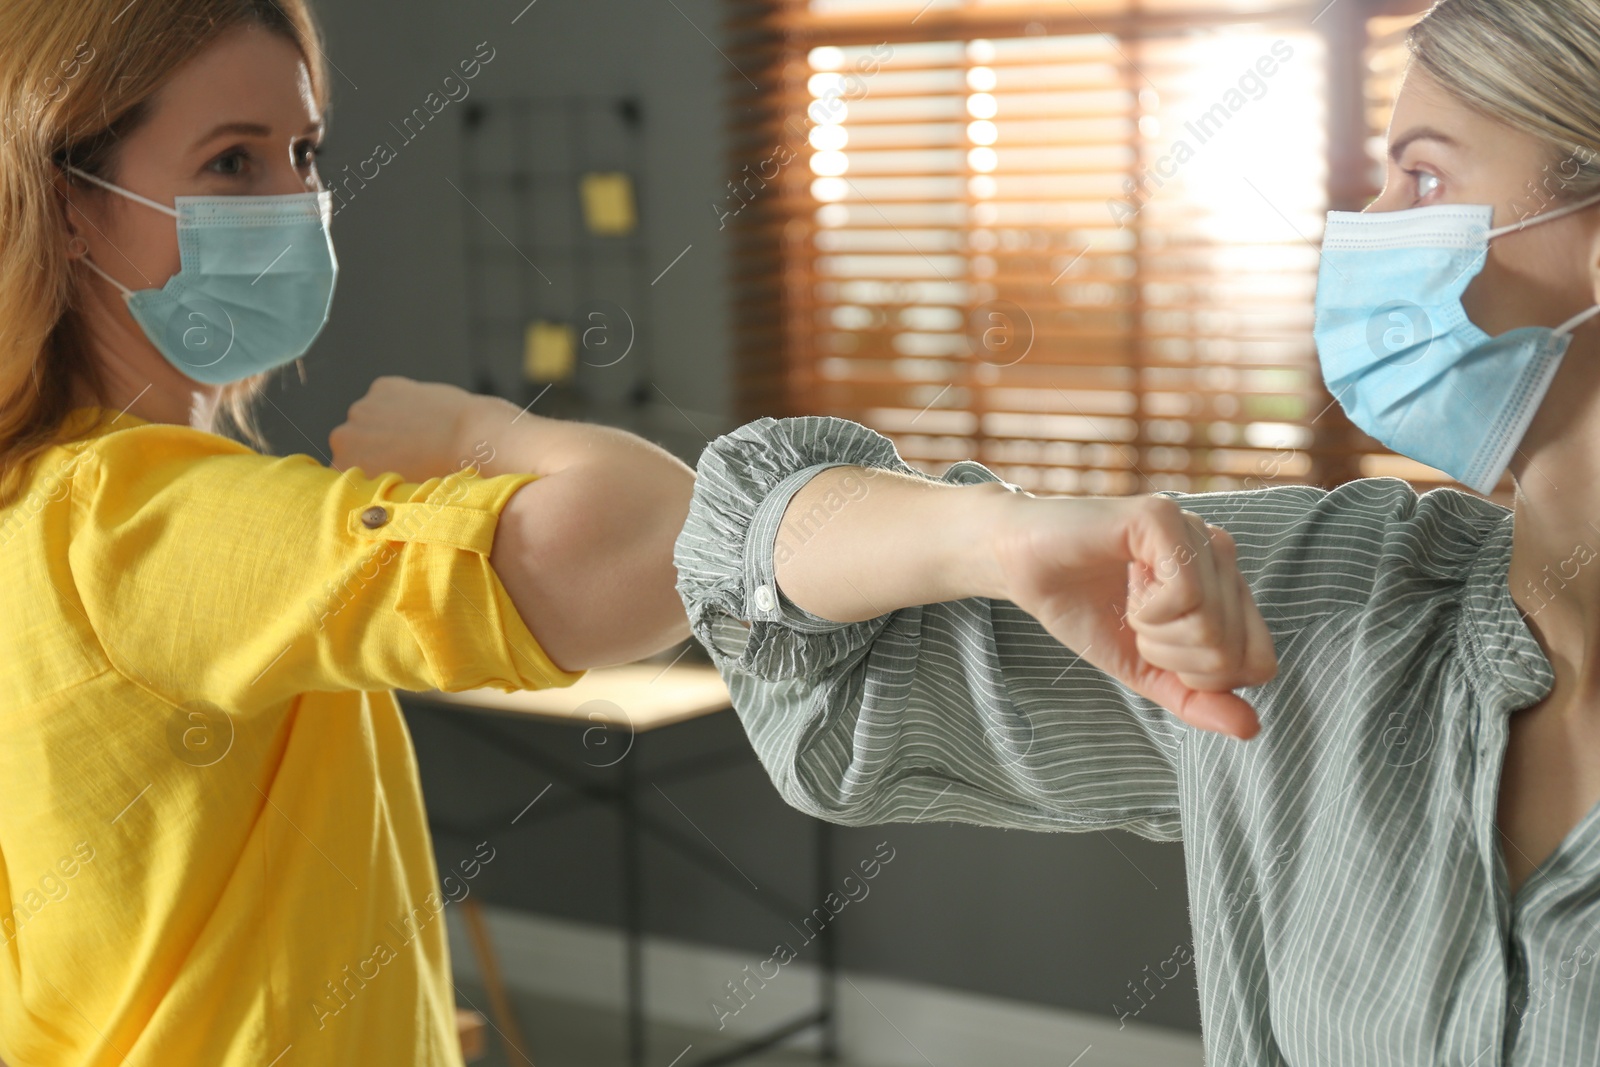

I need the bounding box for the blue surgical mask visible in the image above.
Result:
[65,166,338,386]
[1314,192,1600,495]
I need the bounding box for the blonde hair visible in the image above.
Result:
[1409,0,1600,197]
[0,0,328,506]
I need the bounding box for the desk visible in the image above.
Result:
[410,661,839,1067]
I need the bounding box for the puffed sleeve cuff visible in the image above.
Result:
[675,415,1022,682]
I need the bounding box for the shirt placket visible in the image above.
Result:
[1465,609,1555,1066]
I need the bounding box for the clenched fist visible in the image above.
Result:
[991,493,1278,740]
[329,376,497,483]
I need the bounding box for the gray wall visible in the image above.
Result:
[267,0,1200,1036]
[262,0,734,456]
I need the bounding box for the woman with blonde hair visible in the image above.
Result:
[676,0,1600,1061]
[0,0,693,1063]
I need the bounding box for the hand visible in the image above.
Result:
[988,494,1278,740]
[329,376,496,483]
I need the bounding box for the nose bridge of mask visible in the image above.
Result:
[1323,202,1494,250]
[66,165,334,291]
[1319,203,1494,348]
[173,194,335,280]
[1322,204,1494,295]
[1322,190,1600,343]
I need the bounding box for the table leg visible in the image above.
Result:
[461,897,535,1065]
[621,742,646,1067]
[817,819,839,1062]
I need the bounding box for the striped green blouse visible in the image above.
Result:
[672,415,1600,1067]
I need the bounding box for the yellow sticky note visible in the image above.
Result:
[580,172,637,235]
[523,320,576,382]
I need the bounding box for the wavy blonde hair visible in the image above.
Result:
[1409,0,1600,198]
[0,0,328,506]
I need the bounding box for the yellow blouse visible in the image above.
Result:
[0,406,584,1066]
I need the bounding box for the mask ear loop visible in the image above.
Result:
[77,254,134,298]
[61,165,180,219]
[59,165,173,298]
[1488,188,1600,239]
[1554,302,1600,338]
[1484,188,1600,339]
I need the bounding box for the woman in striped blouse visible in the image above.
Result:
[674,1,1600,1062]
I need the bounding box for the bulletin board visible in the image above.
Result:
[456,95,654,418]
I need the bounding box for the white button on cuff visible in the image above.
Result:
[753,584,777,612]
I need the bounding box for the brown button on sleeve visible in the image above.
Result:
[346,481,512,557]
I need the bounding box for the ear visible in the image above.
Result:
[1588,214,1600,308]
[50,168,90,260]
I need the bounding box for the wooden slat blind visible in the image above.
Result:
[726,0,1463,500]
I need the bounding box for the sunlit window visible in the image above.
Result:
[725,1,1447,498]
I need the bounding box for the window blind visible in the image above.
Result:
[724,0,1465,500]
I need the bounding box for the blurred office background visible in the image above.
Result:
[261,1,1437,1064]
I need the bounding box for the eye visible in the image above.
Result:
[208,148,249,177]
[1413,169,1441,201]
[294,139,323,170]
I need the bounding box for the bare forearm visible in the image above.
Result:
[773,466,1016,622]
[460,397,694,672]
[453,395,644,480]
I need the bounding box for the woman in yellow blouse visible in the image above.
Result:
[0,1,694,1064]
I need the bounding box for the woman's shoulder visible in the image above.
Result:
[23,410,336,550]
[56,407,257,463]
[4,412,236,524]
[1168,475,1505,549]
[50,408,330,495]
[1163,477,1507,616]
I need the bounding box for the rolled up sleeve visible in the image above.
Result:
[674,415,945,680]
[65,423,583,713]
[674,416,1186,839]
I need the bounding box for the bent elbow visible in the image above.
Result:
[495,461,695,671]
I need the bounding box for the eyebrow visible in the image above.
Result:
[189,120,324,152]
[1389,126,1460,163]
